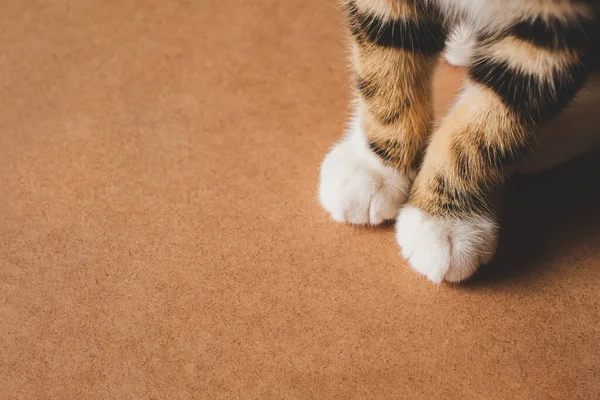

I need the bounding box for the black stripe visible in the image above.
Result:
[468,56,590,122]
[368,139,396,163]
[346,1,446,54]
[356,76,377,100]
[356,74,414,122]
[451,138,532,184]
[478,141,532,169]
[507,16,595,51]
[454,150,472,181]
[430,175,489,216]
[368,139,421,170]
[357,76,403,125]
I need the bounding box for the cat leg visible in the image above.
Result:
[319,0,447,224]
[396,7,596,282]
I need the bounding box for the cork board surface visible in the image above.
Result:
[1,1,599,398]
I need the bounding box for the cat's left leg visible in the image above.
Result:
[396,6,597,283]
[319,0,448,224]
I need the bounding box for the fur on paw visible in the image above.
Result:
[396,206,499,283]
[319,122,412,225]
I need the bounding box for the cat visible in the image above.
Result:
[319,0,600,283]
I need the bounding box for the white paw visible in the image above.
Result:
[396,206,499,283]
[443,23,475,67]
[319,121,411,225]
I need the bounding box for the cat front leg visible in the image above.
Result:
[319,0,447,224]
[396,7,596,282]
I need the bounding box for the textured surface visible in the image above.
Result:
[1,1,599,399]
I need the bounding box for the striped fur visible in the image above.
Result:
[408,2,599,218]
[320,0,600,281]
[339,0,598,218]
[347,0,447,173]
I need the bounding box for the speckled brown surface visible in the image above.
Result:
[1,1,599,398]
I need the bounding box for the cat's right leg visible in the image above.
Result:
[319,0,447,224]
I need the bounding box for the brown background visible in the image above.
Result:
[1,0,599,398]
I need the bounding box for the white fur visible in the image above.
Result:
[396,206,499,283]
[443,23,475,67]
[434,0,591,34]
[319,119,412,225]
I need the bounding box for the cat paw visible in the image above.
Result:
[395,206,499,283]
[319,124,411,225]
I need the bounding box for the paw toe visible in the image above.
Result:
[319,125,411,225]
[396,206,498,283]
